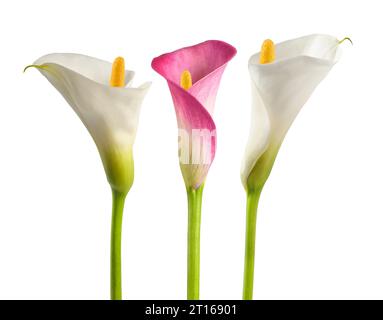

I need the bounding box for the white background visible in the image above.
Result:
[0,0,381,299]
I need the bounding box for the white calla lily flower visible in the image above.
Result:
[241,35,349,300]
[242,34,345,190]
[27,53,151,194]
[27,53,151,300]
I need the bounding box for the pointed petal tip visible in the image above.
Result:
[23,64,45,73]
[339,37,353,46]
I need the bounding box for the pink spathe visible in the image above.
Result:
[152,40,236,188]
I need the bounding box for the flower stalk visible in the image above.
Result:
[242,186,262,300]
[110,190,127,300]
[186,185,204,300]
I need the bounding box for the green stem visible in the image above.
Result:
[187,185,204,300]
[110,189,126,300]
[243,188,262,300]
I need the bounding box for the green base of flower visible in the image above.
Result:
[102,148,134,195]
[243,145,279,300]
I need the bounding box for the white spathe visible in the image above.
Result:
[31,53,151,193]
[241,34,343,187]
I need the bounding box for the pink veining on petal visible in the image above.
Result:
[152,40,236,188]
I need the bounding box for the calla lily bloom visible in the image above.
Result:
[26,53,151,299]
[152,40,237,189]
[241,35,350,300]
[152,40,236,299]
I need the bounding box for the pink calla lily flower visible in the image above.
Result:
[152,40,236,188]
[152,40,236,299]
